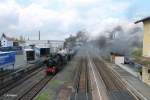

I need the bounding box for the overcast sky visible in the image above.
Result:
[0,0,149,40]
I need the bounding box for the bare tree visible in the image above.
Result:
[64,30,89,49]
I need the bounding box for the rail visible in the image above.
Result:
[93,58,137,100]
[71,58,90,100]
[0,67,44,97]
[17,76,52,100]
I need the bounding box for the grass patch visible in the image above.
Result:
[35,91,54,100]
[35,80,63,100]
[132,48,142,59]
[50,80,63,89]
[132,48,150,65]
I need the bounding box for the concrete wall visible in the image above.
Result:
[142,66,150,86]
[143,19,150,57]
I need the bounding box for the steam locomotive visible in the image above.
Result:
[45,48,77,75]
[45,53,65,75]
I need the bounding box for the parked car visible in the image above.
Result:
[124,57,135,65]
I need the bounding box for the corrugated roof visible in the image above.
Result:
[135,16,150,24]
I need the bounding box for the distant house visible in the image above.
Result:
[0,33,19,47]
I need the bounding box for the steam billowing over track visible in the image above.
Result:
[71,57,92,100]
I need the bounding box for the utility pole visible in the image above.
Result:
[39,31,40,40]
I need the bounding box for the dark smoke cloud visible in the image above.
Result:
[94,24,142,57]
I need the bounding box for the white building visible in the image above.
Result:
[25,40,64,53]
[0,34,19,47]
[110,52,125,64]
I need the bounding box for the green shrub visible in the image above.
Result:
[132,48,142,59]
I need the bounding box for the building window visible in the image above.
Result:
[148,69,150,80]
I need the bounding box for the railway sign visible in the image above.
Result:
[0,51,16,68]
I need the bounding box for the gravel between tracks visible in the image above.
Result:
[70,57,91,100]
[1,68,46,100]
[93,58,136,100]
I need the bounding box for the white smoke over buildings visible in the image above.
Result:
[92,22,143,57]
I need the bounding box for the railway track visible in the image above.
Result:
[93,58,137,100]
[71,58,91,100]
[0,57,46,81]
[0,70,14,78]
[17,76,52,100]
[0,60,45,96]
[0,57,53,100]
[0,67,45,99]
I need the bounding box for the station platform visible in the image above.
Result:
[117,63,139,77]
[108,63,150,100]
